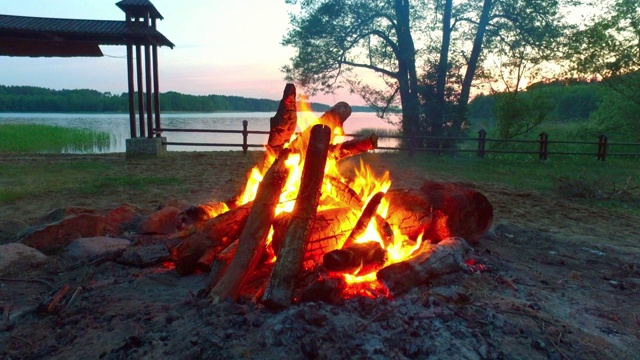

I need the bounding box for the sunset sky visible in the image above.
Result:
[0,0,363,105]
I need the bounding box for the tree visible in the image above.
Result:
[282,0,423,142]
[283,0,573,149]
[567,0,640,138]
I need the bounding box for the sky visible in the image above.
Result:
[0,0,362,105]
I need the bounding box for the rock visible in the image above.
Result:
[105,203,144,236]
[158,199,192,212]
[0,243,47,272]
[137,206,181,235]
[0,219,29,245]
[66,237,131,260]
[41,206,98,223]
[19,213,107,254]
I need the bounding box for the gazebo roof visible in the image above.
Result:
[0,14,174,57]
[116,0,164,20]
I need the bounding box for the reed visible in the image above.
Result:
[0,123,111,153]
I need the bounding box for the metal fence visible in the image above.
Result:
[157,122,640,161]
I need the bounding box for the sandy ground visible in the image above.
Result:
[1,152,639,359]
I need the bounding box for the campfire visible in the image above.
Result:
[170,84,493,308]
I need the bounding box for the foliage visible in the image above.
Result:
[282,0,574,151]
[0,85,342,113]
[0,124,110,153]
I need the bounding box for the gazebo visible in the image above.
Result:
[0,0,174,156]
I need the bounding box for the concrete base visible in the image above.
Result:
[126,137,167,158]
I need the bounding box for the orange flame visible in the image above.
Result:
[235,94,426,298]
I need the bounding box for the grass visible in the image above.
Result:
[0,160,182,203]
[386,152,640,214]
[0,123,111,153]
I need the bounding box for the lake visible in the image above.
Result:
[0,112,399,153]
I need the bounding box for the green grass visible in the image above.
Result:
[387,152,640,214]
[0,161,182,203]
[0,123,111,153]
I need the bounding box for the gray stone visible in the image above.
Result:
[0,243,47,272]
[126,137,167,158]
[66,236,131,260]
[0,219,29,245]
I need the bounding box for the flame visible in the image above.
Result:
[233,94,428,299]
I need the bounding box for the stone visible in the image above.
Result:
[19,213,107,254]
[66,236,131,260]
[137,206,181,235]
[105,203,144,236]
[0,243,47,272]
[0,219,29,245]
[41,206,98,223]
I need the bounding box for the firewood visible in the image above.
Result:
[329,133,378,161]
[271,207,360,268]
[262,125,332,309]
[207,239,238,291]
[323,241,387,274]
[170,202,252,276]
[177,202,230,229]
[376,237,472,296]
[46,284,71,313]
[263,83,297,171]
[195,247,218,273]
[288,102,352,153]
[419,181,493,244]
[385,189,434,240]
[209,149,291,303]
[341,192,386,249]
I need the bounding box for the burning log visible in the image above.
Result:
[323,241,387,274]
[385,189,434,240]
[170,202,252,276]
[262,125,332,309]
[209,149,291,303]
[177,202,230,229]
[207,239,238,290]
[263,83,298,171]
[341,191,386,249]
[329,133,378,161]
[271,207,360,267]
[288,102,352,152]
[376,237,472,296]
[325,177,393,247]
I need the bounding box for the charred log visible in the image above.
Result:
[262,125,332,309]
[323,241,387,274]
[209,149,291,303]
[263,83,297,171]
[376,237,472,296]
[329,133,378,161]
[341,191,385,249]
[288,102,351,153]
[170,202,252,276]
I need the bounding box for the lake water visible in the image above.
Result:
[0,112,399,153]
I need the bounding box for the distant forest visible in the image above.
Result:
[0,85,374,113]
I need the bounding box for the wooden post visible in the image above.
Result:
[477,129,486,158]
[538,132,549,161]
[262,125,332,308]
[242,120,249,154]
[145,44,153,139]
[597,135,608,161]
[126,43,137,138]
[152,44,161,138]
[135,43,145,137]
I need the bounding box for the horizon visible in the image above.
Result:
[0,0,366,106]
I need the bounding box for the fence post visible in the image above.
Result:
[597,134,608,161]
[242,120,249,154]
[477,129,487,158]
[538,132,549,161]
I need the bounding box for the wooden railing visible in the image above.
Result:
[156,123,640,161]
